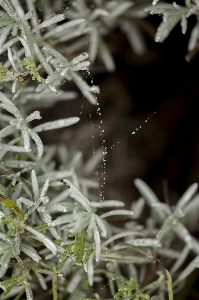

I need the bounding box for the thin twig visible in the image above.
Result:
[119,242,160,263]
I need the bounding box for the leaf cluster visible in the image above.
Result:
[0,1,198,300]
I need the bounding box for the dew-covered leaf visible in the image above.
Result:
[25,225,57,254]
[34,14,66,31]
[33,117,80,133]
[174,183,198,212]
[100,209,134,219]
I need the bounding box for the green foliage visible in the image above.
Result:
[0,0,198,299]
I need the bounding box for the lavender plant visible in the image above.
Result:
[0,1,199,300]
[147,0,199,61]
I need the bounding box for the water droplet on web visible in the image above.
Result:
[132,131,135,134]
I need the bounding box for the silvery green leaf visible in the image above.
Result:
[131,197,145,219]
[174,183,198,213]
[0,37,18,55]
[0,112,14,122]
[18,36,32,57]
[183,194,199,216]
[71,61,90,71]
[21,244,41,262]
[134,178,160,204]
[71,53,89,65]
[181,14,187,34]
[94,214,107,237]
[109,1,133,18]
[70,192,91,212]
[0,24,12,48]
[27,128,43,156]
[23,9,34,21]
[177,254,199,283]
[155,14,181,42]
[152,0,159,5]
[43,69,59,85]
[10,0,25,18]
[4,160,35,169]
[0,233,12,244]
[79,179,100,191]
[66,273,82,293]
[90,200,124,208]
[86,256,94,286]
[49,227,61,240]
[33,43,53,75]
[34,117,79,133]
[63,178,92,212]
[52,213,75,226]
[35,82,46,93]
[21,128,31,152]
[82,148,103,175]
[91,8,109,19]
[34,14,66,31]
[11,23,19,37]
[48,204,67,213]
[94,228,101,262]
[31,170,39,199]
[89,25,99,62]
[34,268,54,275]
[67,151,83,169]
[35,272,47,290]
[42,45,66,62]
[25,111,41,123]
[12,79,21,95]
[38,208,52,225]
[156,210,184,240]
[0,143,28,153]
[18,197,34,207]
[100,209,134,218]
[171,245,190,273]
[156,247,179,259]
[25,225,57,254]
[0,211,4,219]
[120,21,146,56]
[87,213,95,239]
[174,222,193,249]
[44,19,85,38]
[102,231,144,248]
[99,39,115,72]
[0,246,12,255]
[127,239,161,247]
[0,103,22,119]
[25,283,33,300]
[0,0,16,18]
[69,72,97,105]
[7,47,18,72]
[50,189,71,204]
[14,232,21,256]
[188,23,199,51]
[0,250,12,277]
[0,124,16,138]
[37,170,73,183]
[40,178,49,199]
